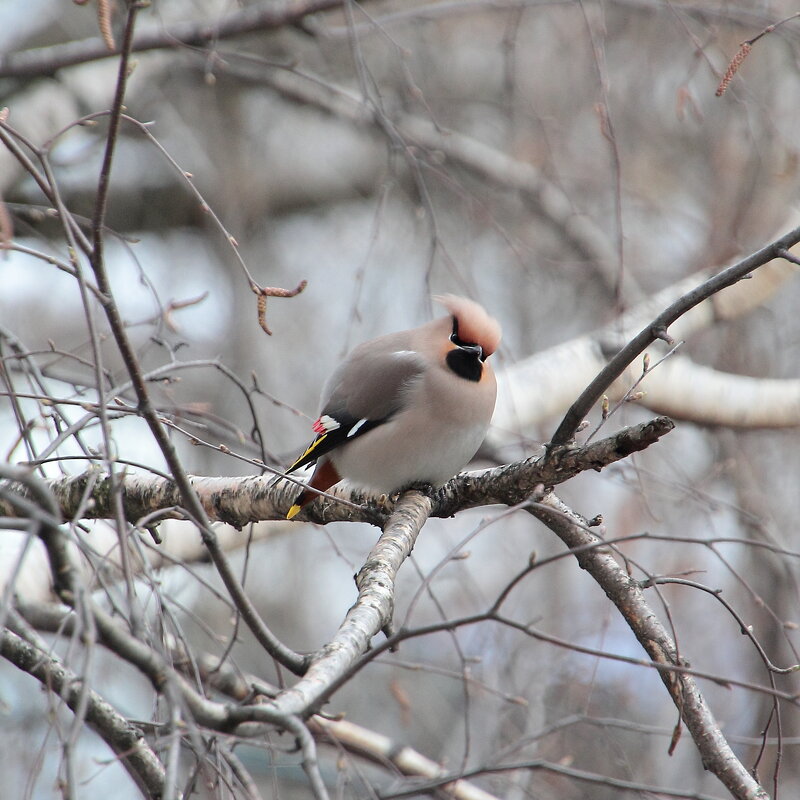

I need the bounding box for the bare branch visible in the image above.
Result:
[225,62,625,292]
[264,490,432,718]
[2,4,798,798]
[312,717,501,800]
[527,493,769,800]
[0,417,675,529]
[252,278,308,336]
[18,600,502,800]
[378,757,727,800]
[0,626,166,798]
[548,224,800,448]
[0,0,347,79]
[90,2,141,261]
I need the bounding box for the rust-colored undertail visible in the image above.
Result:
[286,459,342,519]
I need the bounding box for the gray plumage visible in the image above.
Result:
[286,295,501,517]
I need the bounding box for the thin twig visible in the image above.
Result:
[0,0,347,78]
[253,279,308,335]
[548,225,800,449]
[0,627,166,797]
[527,493,769,800]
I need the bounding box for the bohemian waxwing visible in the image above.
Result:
[285,295,501,519]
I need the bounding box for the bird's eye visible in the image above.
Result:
[450,316,484,358]
[450,332,483,357]
[450,317,464,346]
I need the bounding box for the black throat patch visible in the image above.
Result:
[446,348,483,382]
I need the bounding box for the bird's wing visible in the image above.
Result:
[286,347,426,473]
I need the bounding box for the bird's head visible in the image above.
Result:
[435,294,502,361]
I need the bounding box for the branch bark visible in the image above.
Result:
[0,0,347,79]
[548,231,800,447]
[257,490,433,719]
[492,258,799,447]
[617,356,800,427]
[0,625,166,798]
[0,417,674,533]
[528,493,769,800]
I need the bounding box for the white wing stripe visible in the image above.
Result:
[347,418,368,437]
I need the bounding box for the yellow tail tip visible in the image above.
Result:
[286,504,302,520]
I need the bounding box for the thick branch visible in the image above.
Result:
[0,0,346,78]
[529,493,769,800]
[621,356,800,427]
[0,417,674,530]
[549,226,800,447]
[491,258,798,447]
[0,463,80,600]
[0,626,166,798]
[310,717,499,800]
[252,490,431,719]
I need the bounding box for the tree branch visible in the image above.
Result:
[615,356,800,427]
[68,0,309,683]
[491,258,798,448]
[17,599,502,800]
[0,0,347,79]
[376,757,726,800]
[528,493,769,800]
[548,226,800,448]
[0,625,166,798]
[248,490,432,719]
[0,417,674,531]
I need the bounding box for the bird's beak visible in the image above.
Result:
[458,342,483,360]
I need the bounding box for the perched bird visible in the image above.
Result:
[285,295,501,519]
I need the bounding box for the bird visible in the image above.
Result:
[284,294,501,519]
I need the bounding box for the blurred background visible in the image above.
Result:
[2,1,800,797]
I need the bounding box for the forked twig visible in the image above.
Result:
[716,12,800,97]
[252,279,308,335]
